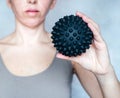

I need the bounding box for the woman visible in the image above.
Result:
[0,0,119,98]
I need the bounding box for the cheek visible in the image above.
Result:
[11,3,23,18]
[39,1,52,15]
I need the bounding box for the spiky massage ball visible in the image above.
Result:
[51,15,93,57]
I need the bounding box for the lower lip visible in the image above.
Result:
[26,10,39,15]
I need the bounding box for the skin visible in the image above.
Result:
[0,0,120,98]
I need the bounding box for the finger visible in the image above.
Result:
[56,53,78,62]
[56,53,71,60]
[88,23,104,43]
[76,11,99,30]
[76,12,105,43]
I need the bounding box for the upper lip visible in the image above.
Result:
[26,9,39,12]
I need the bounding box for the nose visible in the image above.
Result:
[27,0,37,4]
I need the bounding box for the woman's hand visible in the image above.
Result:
[56,11,120,98]
[56,11,112,74]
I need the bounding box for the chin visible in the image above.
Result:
[22,19,44,29]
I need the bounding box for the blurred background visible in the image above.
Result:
[0,0,120,98]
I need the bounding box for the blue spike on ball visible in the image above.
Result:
[51,15,93,57]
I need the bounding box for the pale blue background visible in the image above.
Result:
[0,0,120,98]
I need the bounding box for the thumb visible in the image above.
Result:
[56,53,72,61]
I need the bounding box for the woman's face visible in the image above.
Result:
[7,0,56,28]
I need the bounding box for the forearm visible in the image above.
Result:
[73,62,103,98]
[76,71,103,98]
[96,65,120,98]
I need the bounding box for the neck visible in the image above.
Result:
[12,21,51,45]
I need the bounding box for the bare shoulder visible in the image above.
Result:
[0,37,7,54]
[0,34,14,54]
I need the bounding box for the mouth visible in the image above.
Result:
[25,9,40,16]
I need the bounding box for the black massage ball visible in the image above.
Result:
[51,15,93,57]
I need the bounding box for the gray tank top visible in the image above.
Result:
[0,54,73,98]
